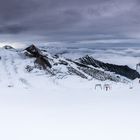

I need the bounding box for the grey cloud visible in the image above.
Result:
[0,0,140,43]
[0,24,28,34]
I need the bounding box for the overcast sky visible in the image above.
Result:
[0,0,140,45]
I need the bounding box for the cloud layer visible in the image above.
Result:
[0,0,140,43]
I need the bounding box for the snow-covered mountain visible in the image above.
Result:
[1,44,140,140]
[0,44,139,88]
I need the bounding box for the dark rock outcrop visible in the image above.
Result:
[25,44,52,69]
[67,59,122,82]
[24,45,140,82]
[3,45,14,50]
[77,55,140,80]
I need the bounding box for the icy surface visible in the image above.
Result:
[0,46,140,140]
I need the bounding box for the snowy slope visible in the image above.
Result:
[0,45,140,140]
[0,44,139,92]
[0,44,139,91]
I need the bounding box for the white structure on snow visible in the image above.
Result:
[136,63,140,73]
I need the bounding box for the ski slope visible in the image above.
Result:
[0,46,140,140]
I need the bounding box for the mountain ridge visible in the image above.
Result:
[0,44,139,88]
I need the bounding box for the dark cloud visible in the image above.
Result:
[0,0,140,43]
[0,24,28,34]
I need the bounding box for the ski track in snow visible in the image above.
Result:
[0,50,30,88]
[0,47,140,140]
[0,52,13,87]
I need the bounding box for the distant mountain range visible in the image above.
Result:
[0,44,139,87]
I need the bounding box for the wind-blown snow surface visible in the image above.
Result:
[0,46,140,140]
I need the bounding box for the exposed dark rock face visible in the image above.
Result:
[1,44,139,83]
[25,65,34,72]
[59,60,68,66]
[65,59,122,82]
[77,55,140,80]
[25,44,52,69]
[66,59,122,82]
[25,44,42,57]
[67,66,88,79]
[3,45,14,50]
[23,45,140,82]
[35,57,52,69]
[77,66,121,82]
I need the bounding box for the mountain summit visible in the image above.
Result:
[0,44,139,88]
